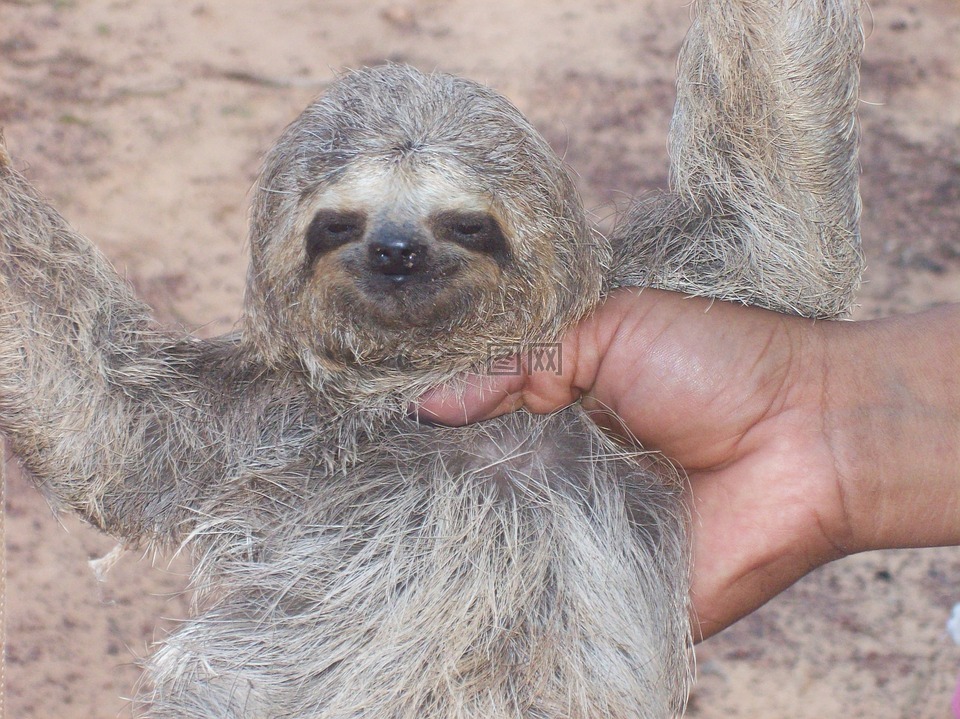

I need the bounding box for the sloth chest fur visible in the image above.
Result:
[214,406,677,615]
[170,406,686,718]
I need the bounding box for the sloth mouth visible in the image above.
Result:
[351,262,466,329]
[321,243,500,333]
[357,259,460,295]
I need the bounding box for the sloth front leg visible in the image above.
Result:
[614,0,864,319]
[0,139,239,545]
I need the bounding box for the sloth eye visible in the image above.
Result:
[433,211,509,263]
[305,210,366,263]
[450,220,486,236]
[326,221,358,234]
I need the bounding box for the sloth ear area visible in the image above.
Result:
[304,210,367,264]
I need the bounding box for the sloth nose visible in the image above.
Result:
[367,236,427,277]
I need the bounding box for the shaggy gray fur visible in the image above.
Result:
[0,0,862,717]
[614,0,864,317]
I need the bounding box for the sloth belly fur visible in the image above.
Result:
[145,408,690,719]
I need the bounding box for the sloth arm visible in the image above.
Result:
[614,0,863,319]
[0,147,280,547]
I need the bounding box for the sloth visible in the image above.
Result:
[0,0,863,717]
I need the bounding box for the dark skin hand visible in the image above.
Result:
[416,288,960,640]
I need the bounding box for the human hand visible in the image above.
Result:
[416,288,960,640]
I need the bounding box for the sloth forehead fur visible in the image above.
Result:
[307,161,490,218]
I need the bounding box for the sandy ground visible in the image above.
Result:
[1,0,959,717]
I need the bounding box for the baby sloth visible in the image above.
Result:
[0,66,689,717]
[0,0,864,717]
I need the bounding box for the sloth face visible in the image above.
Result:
[298,164,511,333]
[243,65,607,375]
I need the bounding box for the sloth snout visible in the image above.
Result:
[367,231,429,278]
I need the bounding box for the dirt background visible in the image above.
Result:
[1,0,959,717]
